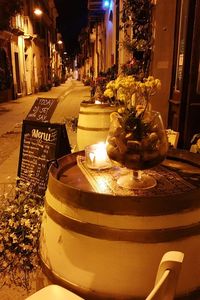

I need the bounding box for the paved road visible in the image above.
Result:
[0,79,90,183]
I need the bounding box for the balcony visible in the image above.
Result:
[10,14,24,35]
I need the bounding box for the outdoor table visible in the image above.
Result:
[40,149,200,300]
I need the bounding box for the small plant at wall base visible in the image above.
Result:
[53,75,61,87]
[120,0,154,79]
[88,65,118,103]
[0,181,44,289]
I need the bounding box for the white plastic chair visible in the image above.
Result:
[26,251,184,300]
[25,284,84,300]
[145,251,184,300]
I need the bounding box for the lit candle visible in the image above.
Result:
[94,100,102,104]
[85,142,111,169]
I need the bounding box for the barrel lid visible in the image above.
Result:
[80,102,116,109]
[47,149,200,216]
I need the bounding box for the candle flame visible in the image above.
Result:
[86,142,111,169]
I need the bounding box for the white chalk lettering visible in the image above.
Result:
[32,129,51,141]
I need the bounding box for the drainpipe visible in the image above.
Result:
[115,0,119,70]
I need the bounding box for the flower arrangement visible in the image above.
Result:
[105,75,168,171]
[92,76,108,101]
[90,66,118,103]
[121,59,140,77]
[0,181,44,289]
[104,75,161,111]
[82,77,93,86]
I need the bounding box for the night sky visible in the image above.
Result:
[54,0,88,57]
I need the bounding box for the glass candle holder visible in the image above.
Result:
[85,142,112,170]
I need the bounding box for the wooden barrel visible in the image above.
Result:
[40,150,200,300]
[76,103,116,150]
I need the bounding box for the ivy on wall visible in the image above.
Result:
[120,0,154,79]
[0,0,23,30]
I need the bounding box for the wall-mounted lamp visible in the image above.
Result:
[57,40,63,45]
[103,0,110,9]
[34,8,43,16]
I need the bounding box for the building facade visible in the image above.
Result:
[78,0,200,149]
[0,0,62,101]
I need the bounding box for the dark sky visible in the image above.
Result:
[54,0,88,56]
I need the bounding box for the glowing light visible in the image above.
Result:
[96,177,108,193]
[103,0,110,9]
[94,100,101,104]
[34,8,43,16]
[57,40,63,44]
[85,143,111,170]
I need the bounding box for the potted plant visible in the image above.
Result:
[104,75,168,189]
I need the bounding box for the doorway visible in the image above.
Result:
[168,0,200,148]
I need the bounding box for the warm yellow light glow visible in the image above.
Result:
[57,40,63,44]
[34,8,43,16]
[96,177,108,193]
[95,100,101,104]
[85,142,111,169]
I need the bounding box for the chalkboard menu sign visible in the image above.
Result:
[25,97,58,122]
[17,120,71,198]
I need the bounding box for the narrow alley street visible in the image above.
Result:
[0,79,90,300]
[1,0,200,298]
[0,79,90,183]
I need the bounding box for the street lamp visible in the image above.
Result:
[34,8,43,16]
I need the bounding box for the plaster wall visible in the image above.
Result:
[151,0,177,126]
[104,0,116,70]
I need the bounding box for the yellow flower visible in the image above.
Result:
[8,219,14,226]
[118,107,125,114]
[118,92,126,101]
[21,218,31,227]
[106,80,115,89]
[104,89,114,98]
[104,74,161,109]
